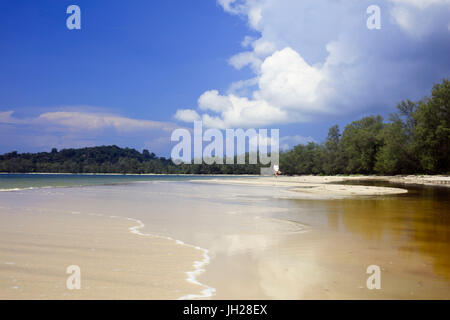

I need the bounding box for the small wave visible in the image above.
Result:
[123,217,215,299]
[0,187,36,192]
[0,186,64,192]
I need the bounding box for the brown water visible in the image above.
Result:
[198,180,450,299]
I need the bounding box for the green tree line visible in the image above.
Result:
[0,145,262,174]
[1,79,448,175]
[280,79,449,175]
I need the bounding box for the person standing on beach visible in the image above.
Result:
[273,164,281,178]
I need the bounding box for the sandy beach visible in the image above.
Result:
[0,207,207,299]
[377,175,450,187]
[192,176,409,198]
[0,176,449,299]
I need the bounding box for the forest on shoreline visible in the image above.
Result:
[1,79,448,175]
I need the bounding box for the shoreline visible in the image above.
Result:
[3,174,449,196]
[1,172,448,186]
[0,172,260,176]
[192,176,409,198]
[352,175,450,187]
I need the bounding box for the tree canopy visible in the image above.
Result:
[281,79,449,175]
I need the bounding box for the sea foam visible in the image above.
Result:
[124,216,216,299]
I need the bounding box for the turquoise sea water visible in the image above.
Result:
[0,173,241,190]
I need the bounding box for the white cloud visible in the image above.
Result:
[198,90,233,112]
[256,47,324,109]
[390,6,414,34]
[248,5,263,28]
[227,77,259,95]
[174,109,200,122]
[37,111,175,132]
[174,0,450,129]
[390,0,450,10]
[200,94,288,128]
[389,0,450,37]
[241,35,255,47]
[228,51,262,71]
[252,39,276,56]
[1,110,175,132]
[228,38,276,72]
[0,111,15,123]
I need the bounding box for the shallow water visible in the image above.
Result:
[0,173,230,190]
[0,175,449,299]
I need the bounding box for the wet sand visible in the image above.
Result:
[194,176,408,198]
[0,179,449,299]
[0,206,204,299]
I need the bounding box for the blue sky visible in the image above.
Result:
[1,0,449,155]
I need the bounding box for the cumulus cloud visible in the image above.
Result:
[256,47,324,109]
[175,0,450,128]
[199,92,289,128]
[174,109,200,122]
